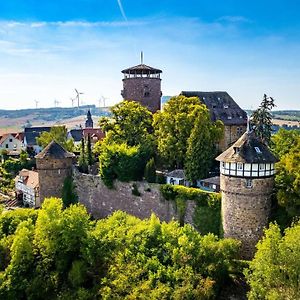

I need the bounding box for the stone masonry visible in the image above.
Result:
[220,175,274,259]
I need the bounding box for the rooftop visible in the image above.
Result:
[35,140,75,159]
[216,131,278,164]
[181,91,247,126]
[122,64,162,74]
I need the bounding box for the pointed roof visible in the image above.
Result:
[216,131,278,164]
[35,140,75,159]
[122,64,162,74]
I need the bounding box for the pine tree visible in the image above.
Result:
[86,134,94,166]
[251,94,275,144]
[185,111,221,183]
[78,138,88,173]
[144,158,156,183]
[62,176,78,207]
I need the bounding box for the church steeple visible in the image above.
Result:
[85,109,93,128]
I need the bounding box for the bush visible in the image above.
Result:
[144,158,156,183]
[160,184,221,235]
[131,183,141,197]
[99,143,149,188]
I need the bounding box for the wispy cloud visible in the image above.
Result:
[0,20,145,29]
[217,15,252,23]
[117,0,128,22]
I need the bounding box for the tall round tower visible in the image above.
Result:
[216,131,278,259]
[121,61,162,113]
[36,141,75,204]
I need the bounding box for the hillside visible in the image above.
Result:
[0,105,111,134]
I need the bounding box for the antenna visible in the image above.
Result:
[141,51,143,64]
[75,88,84,108]
[34,100,39,109]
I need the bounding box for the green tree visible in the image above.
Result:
[251,94,275,145]
[99,143,147,188]
[246,222,300,300]
[86,134,93,166]
[144,157,156,183]
[78,138,88,173]
[271,129,300,219]
[62,176,78,208]
[185,107,224,182]
[99,100,154,148]
[36,126,74,152]
[153,95,212,168]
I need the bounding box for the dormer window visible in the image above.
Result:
[255,147,261,154]
[224,105,228,109]
[228,116,232,120]
[234,147,240,154]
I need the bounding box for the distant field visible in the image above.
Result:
[0,115,101,135]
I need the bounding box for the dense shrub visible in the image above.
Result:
[99,143,149,188]
[144,157,156,183]
[0,199,240,299]
[160,184,221,235]
[245,221,300,299]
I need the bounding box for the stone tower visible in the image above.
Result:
[35,141,75,204]
[121,62,162,113]
[216,131,278,259]
[85,109,93,128]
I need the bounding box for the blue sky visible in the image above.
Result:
[0,0,300,110]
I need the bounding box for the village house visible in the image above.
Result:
[24,126,51,154]
[197,176,220,192]
[0,133,24,154]
[166,169,191,186]
[15,169,40,208]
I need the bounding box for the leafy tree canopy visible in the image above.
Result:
[36,126,74,152]
[99,100,154,149]
[0,198,240,299]
[246,221,300,300]
[154,95,223,170]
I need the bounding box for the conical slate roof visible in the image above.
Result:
[35,140,75,159]
[122,64,162,74]
[216,131,278,164]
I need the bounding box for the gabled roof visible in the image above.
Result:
[166,169,185,179]
[180,91,247,126]
[68,129,83,142]
[216,131,278,163]
[35,140,75,159]
[16,169,39,189]
[122,64,162,74]
[24,127,51,145]
[83,128,105,140]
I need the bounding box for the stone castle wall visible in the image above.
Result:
[37,157,73,204]
[219,125,247,152]
[220,175,274,259]
[73,168,177,221]
[122,77,161,113]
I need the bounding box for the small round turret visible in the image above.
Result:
[216,131,278,259]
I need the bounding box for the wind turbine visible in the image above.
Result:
[75,88,84,108]
[70,97,75,107]
[54,99,60,107]
[99,95,108,108]
[34,100,39,109]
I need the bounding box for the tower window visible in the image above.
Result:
[259,164,265,170]
[246,179,253,188]
[237,163,243,170]
[144,92,150,97]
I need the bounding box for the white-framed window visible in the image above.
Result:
[259,164,265,170]
[246,179,253,188]
[222,162,226,168]
[237,163,243,170]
